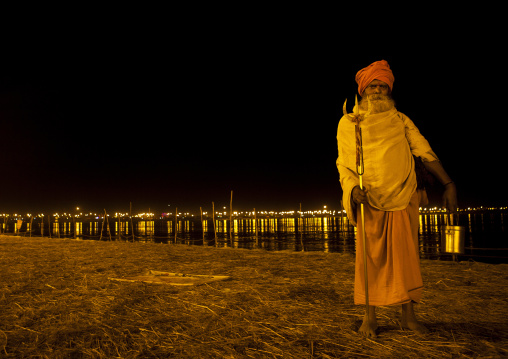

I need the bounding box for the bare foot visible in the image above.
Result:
[401,319,429,335]
[358,317,378,338]
[401,302,429,335]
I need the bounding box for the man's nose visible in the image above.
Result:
[373,86,382,93]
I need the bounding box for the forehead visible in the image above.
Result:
[369,79,389,86]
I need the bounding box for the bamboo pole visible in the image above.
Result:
[29,216,33,238]
[130,202,135,242]
[229,190,233,245]
[106,209,112,241]
[117,216,121,239]
[148,208,152,241]
[131,218,134,241]
[174,207,178,244]
[100,211,105,241]
[299,204,304,251]
[298,202,302,246]
[212,202,217,246]
[300,226,304,252]
[254,208,258,248]
[200,207,206,246]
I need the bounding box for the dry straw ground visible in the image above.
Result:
[0,235,507,358]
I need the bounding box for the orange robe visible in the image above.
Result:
[354,191,423,306]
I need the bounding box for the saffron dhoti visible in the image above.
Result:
[354,191,423,306]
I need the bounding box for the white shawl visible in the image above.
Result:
[336,106,438,226]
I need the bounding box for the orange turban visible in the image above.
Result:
[355,60,395,95]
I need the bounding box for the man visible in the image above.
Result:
[336,60,457,338]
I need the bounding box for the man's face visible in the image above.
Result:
[359,79,394,113]
[363,79,390,97]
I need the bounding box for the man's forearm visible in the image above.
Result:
[423,160,453,186]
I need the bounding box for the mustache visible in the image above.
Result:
[366,94,391,101]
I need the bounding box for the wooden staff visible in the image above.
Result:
[356,96,371,321]
[344,95,372,321]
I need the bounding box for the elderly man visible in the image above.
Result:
[336,60,457,338]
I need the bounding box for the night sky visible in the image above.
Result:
[0,21,504,215]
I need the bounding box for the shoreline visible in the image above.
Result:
[1,236,507,357]
[4,231,508,265]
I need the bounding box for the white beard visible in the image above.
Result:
[360,94,395,114]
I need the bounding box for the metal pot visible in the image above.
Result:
[440,214,465,254]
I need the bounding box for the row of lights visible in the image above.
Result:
[3,206,507,220]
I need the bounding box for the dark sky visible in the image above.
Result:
[0,22,504,214]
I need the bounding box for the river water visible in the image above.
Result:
[9,209,508,264]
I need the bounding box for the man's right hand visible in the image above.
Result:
[352,185,369,204]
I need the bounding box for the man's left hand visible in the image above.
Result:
[443,182,458,212]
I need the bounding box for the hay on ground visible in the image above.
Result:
[0,235,507,358]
